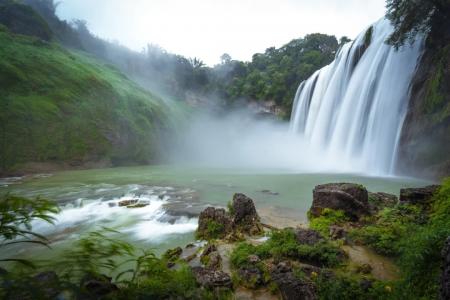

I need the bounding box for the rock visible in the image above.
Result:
[248,255,261,264]
[368,192,398,209]
[197,207,232,239]
[80,274,118,298]
[201,244,218,258]
[261,190,280,196]
[206,252,222,270]
[329,225,346,240]
[33,271,60,299]
[295,228,323,245]
[191,267,232,289]
[231,193,263,235]
[184,253,197,263]
[311,183,370,220]
[441,236,450,300]
[400,185,441,205]
[355,264,373,275]
[270,262,317,300]
[186,243,196,249]
[238,266,264,288]
[164,247,183,262]
[118,199,138,207]
[126,202,149,208]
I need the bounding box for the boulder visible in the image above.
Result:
[80,274,118,298]
[329,225,347,240]
[197,207,232,239]
[295,228,323,245]
[238,266,264,288]
[270,262,317,300]
[441,236,450,300]
[248,255,261,264]
[201,244,222,270]
[118,199,138,207]
[368,192,398,209]
[311,183,370,220]
[400,185,441,205]
[231,193,263,235]
[191,267,232,289]
[164,247,183,262]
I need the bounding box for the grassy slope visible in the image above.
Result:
[0,26,172,174]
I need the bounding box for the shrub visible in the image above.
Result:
[309,208,348,237]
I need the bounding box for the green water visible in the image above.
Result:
[1,165,432,259]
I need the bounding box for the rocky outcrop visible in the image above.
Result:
[197,207,232,239]
[191,267,232,289]
[80,274,118,298]
[441,236,450,300]
[295,228,323,245]
[231,193,263,235]
[399,185,440,205]
[197,193,262,239]
[270,262,317,300]
[368,192,398,210]
[200,244,222,270]
[238,266,264,288]
[310,183,370,220]
[164,246,183,263]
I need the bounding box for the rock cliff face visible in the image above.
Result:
[398,21,450,179]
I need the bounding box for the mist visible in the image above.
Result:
[168,109,361,173]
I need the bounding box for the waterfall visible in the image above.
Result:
[290,19,423,176]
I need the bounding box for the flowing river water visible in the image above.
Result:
[0,165,431,261]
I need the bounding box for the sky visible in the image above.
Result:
[57,0,386,66]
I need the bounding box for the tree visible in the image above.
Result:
[386,0,450,48]
[220,53,232,65]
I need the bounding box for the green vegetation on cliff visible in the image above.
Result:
[0,26,172,174]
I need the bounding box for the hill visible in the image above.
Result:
[0,25,173,175]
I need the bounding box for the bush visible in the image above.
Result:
[309,208,348,237]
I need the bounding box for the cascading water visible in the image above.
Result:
[290,19,423,176]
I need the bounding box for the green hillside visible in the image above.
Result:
[0,25,173,174]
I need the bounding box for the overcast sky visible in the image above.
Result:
[57,0,386,66]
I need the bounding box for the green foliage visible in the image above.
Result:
[386,0,450,48]
[0,29,172,173]
[315,273,393,300]
[309,208,348,237]
[231,229,344,268]
[349,205,423,256]
[393,178,450,299]
[200,220,225,240]
[0,194,59,267]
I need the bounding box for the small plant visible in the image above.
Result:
[309,208,348,237]
[0,194,59,268]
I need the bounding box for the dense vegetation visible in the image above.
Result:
[0,25,172,175]
[1,0,341,118]
[308,179,450,299]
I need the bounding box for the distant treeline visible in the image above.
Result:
[0,0,344,117]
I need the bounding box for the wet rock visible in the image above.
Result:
[400,185,441,205]
[329,225,346,240]
[441,236,450,300]
[186,243,196,249]
[33,271,60,299]
[231,193,263,235]
[197,207,232,239]
[206,251,222,270]
[311,183,370,220]
[270,262,317,300]
[261,190,280,196]
[368,192,398,209]
[248,255,261,264]
[81,274,118,298]
[164,247,183,262]
[238,266,264,288]
[202,244,218,258]
[191,267,232,289]
[295,228,323,245]
[355,263,373,275]
[126,202,149,208]
[360,279,373,292]
[118,199,138,207]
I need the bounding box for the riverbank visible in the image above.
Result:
[1,179,448,299]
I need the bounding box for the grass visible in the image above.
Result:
[309,208,349,237]
[0,28,173,173]
[230,228,344,269]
